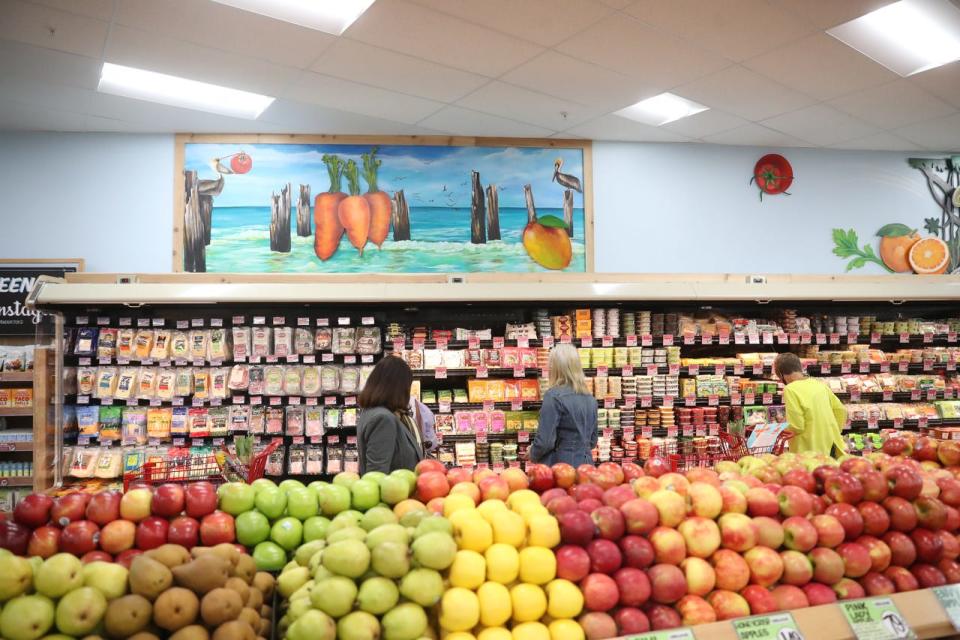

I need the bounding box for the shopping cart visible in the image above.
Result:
[123,439,281,490]
[721,426,795,461]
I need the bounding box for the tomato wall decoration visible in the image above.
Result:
[751,154,793,200]
[230,151,253,174]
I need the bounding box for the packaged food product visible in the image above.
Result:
[320,366,340,393]
[189,330,208,361]
[170,331,190,360]
[171,407,189,436]
[94,367,118,398]
[302,366,321,396]
[122,448,145,474]
[228,365,249,390]
[306,407,324,437]
[233,327,251,360]
[248,366,265,395]
[134,330,154,360]
[208,407,229,436]
[77,367,97,395]
[332,328,357,354]
[174,369,193,397]
[137,368,157,399]
[208,328,229,361]
[356,327,382,355]
[286,406,305,435]
[283,367,302,396]
[147,407,172,439]
[94,448,123,478]
[340,367,360,394]
[229,405,250,432]
[122,407,148,444]
[252,327,272,357]
[315,328,332,351]
[265,407,284,434]
[274,327,293,357]
[288,446,305,475]
[115,367,138,400]
[74,328,98,356]
[359,365,374,392]
[189,408,210,437]
[77,405,101,437]
[264,366,284,395]
[97,328,118,359]
[342,407,358,427]
[249,406,265,434]
[156,369,176,400]
[193,369,210,399]
[325,408,341,430]
[69,447,98,478]
[99,406,122,441]
[210,367,229,399]
[295,328,314,355]
[117,328,136,359]
[151,330,172,360]
[306,446,324,474]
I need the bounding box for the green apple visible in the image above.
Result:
[361,471,386,484]
[236,510,271,546]
[35,553,83,599]
[218,482,256,516]
[277,567,310,599]
[322,540,371,578]
[381,603,428,640]
[0,595,54,640]
[366,524,409,549]
[399,509,430,529]
[252,541,287,571]
[287,609,336,640]
[351,480,380,512]
[307,480,328,494]
[294,540,326,567]
[327,526,367,544]
[254,486,287,520]
[328,512,363,535]
[271,517,304,551]
[318,484,351,517]
[378,475,410,505]
[332,472,360,490]
[55,587,107,636]
[0,554,33,601]
[390,468,417,493]
[303,516,331,542]
[279,479,306,494]
[413,516,453,538]
[286,488,319,521]
[360,506,397,532]
[81,561,128,600]
[251,478,277,493]
[311,576,358,618]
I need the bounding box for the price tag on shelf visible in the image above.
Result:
[337,317,350,326]
[581,337,592,348]
[883,390,894,401]
[919,415,929,429]
[97,357,111,365]
[848,332,858,344]
[948,359,957,372]
[173,397,184,406]
[732,612,803,640]
[119,317,132,326]
[789,332,800,344]
[859,362,870,374]
[735,333,746,345]
[641,334,653,346]
[800,332,811,344]
[476,431,487,444]
[435,367,447,380]
[436,338,448,350]
[753,364,764,376]
[102,398,115,406]
[517,430,530,443]
[662,395,674,409]
[295,317,310,327]
[361,316,374,326]
[344,396,357,406]
[210,318,223,327]
[777,333,788,345]
[898,361,909,373]
[841,363,852,374]
[662,334,674,346]
[816,333,827,344]
[924,359,934,371]
[641,426,653,438]
[361,355,373,364]
[950,332,958,343]
[683,333,695,345]
[412,337,425,350]
[511,400,523,411]
[730,393,742,405]
[321,353,334,363]
[475,366,488,379]
[701,333,714,345]
[840,597,913,640]
[900,332,911,344]
[946,388,956,399]
[324,396,336,406]
[190,318,204,328]
[250,396,262,406]
[647,365,659,376]
[641,395,653,408]
[893,418,903,429]
[687,364,699,376]
[492,336,505,349]
[708,394,719,406]
[762,332,774,345]
[516,336,529,348]
[871,332,882,344]
[438,400,451,414]
[344,355,357,364]
[392,337,405,352]
[624,394,636,409]
[830,333,841,345]
[880,362,890,372]
[78,357,91,366]
[481,400,495,412]
[762,392,773,405]
[286,355,299,364]
[317,318,329,327]
[682,424,693,437]
[149,399,161,407]
[269,397,281,406]
[715,364,726,376]
[467,337,481,349]
[868,416,879,429]
[306,397,318,406]
[596,365,609,377]
[288,397,300,406]
[719,333,730,345]
[911,389,921,401]
[934,585,960,631]
[684,395,696,407]
[924,333,934,344]
[744,392,755,405]
[601,336,614,347]
[192,397,205,407]
[626,335,638,347]
[928,389,939,401]
[850,388,861,402]
[604,397,615,409]
[232,395,245,404]
[303,355,316,364]
[542,336,554,348]
[265,356,278,364]
[513,366,524,378]
[137,318,150,327]
[622,365,634,377]
[734,363,744,375]
[622,427,634,440]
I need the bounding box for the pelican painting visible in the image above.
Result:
[553,158,583,193]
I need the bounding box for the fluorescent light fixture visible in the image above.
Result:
[828,0,960,76]
[210,0,376,35]
[97,63,275,119]
[613,92,709,126]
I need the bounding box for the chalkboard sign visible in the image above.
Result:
[0,260,82,335]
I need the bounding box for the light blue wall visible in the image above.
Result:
[0,133,173,272]
[593,141,935,274]
[0,133,939,275]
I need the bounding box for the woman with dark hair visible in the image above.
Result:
[357,356,425,473]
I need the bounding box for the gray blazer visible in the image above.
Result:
[358,406,425,474]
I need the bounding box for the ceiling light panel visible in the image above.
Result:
[613,92,709,126]
[210,0,376,35]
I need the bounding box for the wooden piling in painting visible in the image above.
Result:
[562,189,574,237]
[392,190,411,241]
[296,184,311,237]
[524,184,537,223]
[270,183,292,253]
[485,184,501,241]
[183,170,206,272]
[197,175,223,246]
[470,171,486,244]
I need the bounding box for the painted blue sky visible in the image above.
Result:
[184,143,585,209]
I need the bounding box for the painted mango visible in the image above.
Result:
[523,215,572,270]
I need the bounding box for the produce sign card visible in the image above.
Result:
[933,585,960,630]
[732,612,804,640]
[628,628,695,640]
[840,597,915,640]
[747,422,789,450]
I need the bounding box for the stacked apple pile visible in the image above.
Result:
[0,542,275,640]
[4,483,235,565]
[533,451,960,638]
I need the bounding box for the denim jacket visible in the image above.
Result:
[529,385,597,466]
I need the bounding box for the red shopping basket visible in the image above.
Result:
[123,439,281,490]
[720,427,794,462]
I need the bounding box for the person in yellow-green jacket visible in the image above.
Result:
[774,353,848,457]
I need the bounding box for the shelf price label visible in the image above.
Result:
[683,333,695,345]
[542,336,555,348]
[622,365,634,377]
[687,364,699,376]
[934,585,960,631]
[850,388,861,402]
[924,333,934,344]
[848,331,859,344]
[950,331,958,343]
[438,400,451,414]
[883,390,894,401]
[898,361,909,373]
[744,393,755,405]
[603,397,615,409]
[596,365,609,377]
[734,363,744,375]
[708,394,719,406]
[732,613,804,640]
[714,364,726,376]
[513,366,524,378]
[871,332,882,344]
[734,333,746,345]
[776,332,788,345]
[641,334,653,346]
[436,338,448,350]
[684,395,696,407]
[762,332,774,345]
[580,337,592,348]
[730,393,741,405]
[900,332,911,344]
[435,367,447,379]
[662,334,674,346]
[841,363,852,374]
[830,333,841,345]
[601,336,613,347]
[839,597,915,640]
[646,365,659,376]
[623,394,636,409]
[821,363,832,375]
[511,400,523,411]
[859,362,870,373]
[816,333,827,344]
[701,333,713,345]
[482,400,495,412]
[662,396,674,408]
[625,335,638,346]
[476,366,488,379]
[718,333,730,345]
[923,359,934,372]
[640,395,653,408]
[468,337,481,349]
[762,392,773,405]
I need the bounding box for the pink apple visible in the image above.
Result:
[782,469,816,494]
[744,546,784,587]
[808,547,845,585]
[51,493,89,527]
[939,558,960,583]
[552,463,576,489]
[859,571,896,596]
[649,526,686,565]
[560,510,596,547]
[752,517,784,550]
[591,506,626,541]
[613,607,650,635]
[647,564,686,604]
[777,485,813,518]
[837,542,872,578]
[859,470,889,503]
[620,498,659,535]
[911,563,947,588]
[802,582,838,605]
[710,549,750,592]
[556,545,591,582]
[501,467,529,493]
[572,483,604,503]
[446,466,473,487]
[677,516,720,559]
[883,531,917,567]
[707,590,751,621]
[632,477,660,499]
[911,527,944,563]
[680,557,716,597]
[167,516,200,549]
[26,526,60,559]
[782,516,818,552]
[770,585,809,610]
[741,585,779,615]
[915,495,948,530]
[856,535,892,572]
[745,487,779,518]
[718,513,757,552]
[676,594,717,626]
[100,520,136,554]
[579,612,618,640]
[780,550,814,586]
[60,520,100,556]
[686,482,723,519]
[825,503,864,540]
[620,535,655,569]
[477,476,506,502]
[810,514,845,548]
[825,472,864,504]
[857,501,890,537]
[587,538,623,575]
[643,603,682,631]
[884,565,920,592]
[547,496,578,516]
[614,567,651,607]
[602,485,636,510]
[151,483,186,518]
[582,573,620,612]
[579,498,603,514]
[886,465,923,500]
[719,485,748,514]
[14,494,54,529]
[648,490,686,528]
[883,496,918,532]
[939,530,960,561]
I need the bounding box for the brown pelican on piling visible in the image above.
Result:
[553,158,582,193]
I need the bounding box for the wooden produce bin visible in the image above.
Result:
[32,346,55,492]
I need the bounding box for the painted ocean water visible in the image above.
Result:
[207,206,586,273]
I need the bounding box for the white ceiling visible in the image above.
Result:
[2,0,960,150]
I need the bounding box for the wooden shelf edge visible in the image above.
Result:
[0,407,33,416]
[0,372,34,383]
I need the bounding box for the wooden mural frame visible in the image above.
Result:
[172,134,594,275]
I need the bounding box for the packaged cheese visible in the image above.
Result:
[122,407,148,444]
[332,328,356,354]
[147,408,172,439]
[171,407,189,436]
[137,368,157,399]
[229,405,250,432]
[248,366,265,395]
[115,367,138,400]
[99,406,122,441]
[170,331,190,359]
[315,328,332,351]
[208,328,229,361]
[264,366,284,396]
[117,328,136,359]
[175,369,193,397]
[193,369,210,399]
[134,330,154,360]
[295,328,314,355]
[156,369,176,401]
[77,405,101,437]
[233,327,251,360]
[94,367,118,399]
[150,330,171,360]
[94,448,123,478]
[283,367,302,396]
[188,408,209,437]
[228,365,249,390]
[210,367,229,399]
[97,328,118,359]
[74,328,98,356]
[274,327,292,358]
[302,366,321,396]
[252,327,271,357]
[77,367,97,395]
[190,330,208,361]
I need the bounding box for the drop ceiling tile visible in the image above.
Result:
[344,0,544,77]
[0,40,101,90]
[661,109,750,138]
[894,113,960,150]
[408,0,611,47]
[1,0,109,58]
[767,0,895,29]
[104,25,302,97]
[310,39,487,103]
[828,132,924,151]
[594,0,633,8]
[502,51,659,109]
[285,71,444,124]
[743,33,898,100]
[673,65,816,121]
[261,100,439,135]
[700,123,812,147]
[761,104,880,146]
[625,0,814,61]
[911,60,960,109]
[455,81,601,130]
[418,106,555,137]
[114,0,335,70]
[27,0,115,21]
[565,115,692,142]
[556,14,729,87]
[828,80,957,129]
[0,97,87,131]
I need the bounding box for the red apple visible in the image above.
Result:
[0,521,30,555]
[647,563,685,604]
[810,514,846,548]
[882,531,917,567]
[579,611,618,640]
[418,471,451,502]
[859,571,895,596]
[745,487,779,518]
[911,528,944,563]
[577,464,598,485]
[832,577,866,600]
[841,457,873,476]
[115,548,143,569]
[780,550,813,586]
[552,463,576,488]
[883,496,918,532]
[752,517,785,550]
[27,526,60,558]
[856,535,892,572]
[825,503,864,540]
[939,558,960,583]
[808,547,845,585]
[166,517,198,550]
[547,496,579,516]
[135,516,169,551]
[621,462,644,482]
[813,465,840,489]
[572,483,604,503]
[711,549,751,592]
[914,495,948,530]
[886,465,922,500]
[939,530,960,561]
[560,510,596,547]
[802,582,838,605]
[473,468,495,484]
[825,472,864,504]
[811,495,827,516]
[649,526,686,565]
[14,494,54,528]
[613,607,650,635]
[446,467,473,487]
[782,469,816,494]
[757,586,805,614]
[782,516,818,552]
[556,544,591,582]
[200,511,235,546]
[501,468,529,493]
[582,573,619,611]
[859,471,889,503]
[415,458,445,475]
[60,520,100,556]
[883,437,909,457]
[914,437,940,462]
[591,506,626,541]
[740,584,779,614]
[578,499,603,514]
[858,501,891,537]
[620,498,659,535]
[884,565,919,592]
[148,483,184,518]
[912,563,947,588]
[602,485,636,510]
[744,545,784,587]
[676,594,717,626]
[837,542,872,577]
[587,538,623,575]
[718,485,748,515]
[643,603,682,631]
[643,457,671,478]
[777,485,813,518]
[85,490,122,527]
[100,520,136,554]
[598,462,625,486]
[938,478,960,507]
[615,567,651,607]
[718,512,757,552]
[947,506,960,532]
[51,493,90,527]
[620,535,655,569]
[184,482,218,519]
[540,487,567,506]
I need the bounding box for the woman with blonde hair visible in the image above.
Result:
[529,343,598,466]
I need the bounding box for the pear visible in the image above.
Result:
[200,588,243,627]
[55,587,107,637]
[326,526,367,544]
[337,611,380,640]
[82,562,129,600]
[144,544,192,569]
[356,577,399,615]
[359,506,398,532]
[223,577,250,604]
[381,603,428,640]
[413,516,453,538]
[322,540,370,578]
[169,625,210,640]
[286,610,335,640]
[276,567,310,599]
[211,620,255,640]
[171,554,231,596]
[252,572,274,599]
[153,587,199,632]
[129,556,173,601]
[35,553,83,599]
[399,569,444,607]
[293,540,325,567]
[365,524,409,549]
[310,576,357,618]
[371,542,410,579]
[232,555,256,584]
[0,594,55,640]
[411,532,456,570]
[104,594,152,639]
[0,554,34,601]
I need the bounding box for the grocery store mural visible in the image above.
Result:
[832,155,960,275]
[177,138,590,273]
